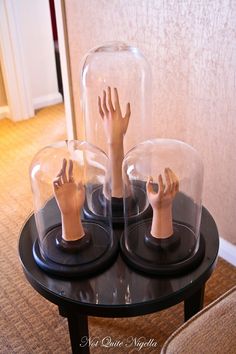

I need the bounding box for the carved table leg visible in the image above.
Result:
[184,284,205,322]
[59,307,90,354]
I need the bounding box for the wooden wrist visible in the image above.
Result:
[108,142,124,198]
[61,212,85,241]
[108,140,124,150]
[151,206,173,239]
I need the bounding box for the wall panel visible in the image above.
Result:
[65,0,236,243]
[0,63,7,106]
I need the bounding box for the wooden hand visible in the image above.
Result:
[146,168,179,238]
[98,87,131,197]
[98,86,130,145]
[53,159,85,241]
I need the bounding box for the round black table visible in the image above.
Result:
[19,207,219,354]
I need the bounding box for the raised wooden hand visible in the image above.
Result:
[98,86,130,145]
[53,159,85,241]
[98,87,131,197]
[146,168,179,238]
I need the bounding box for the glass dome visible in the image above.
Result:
[120,139,205,275]
[81,42,152,224]
[30,140,118,277]
[81,42,152,154]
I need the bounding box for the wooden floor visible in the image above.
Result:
[0,104,235,353]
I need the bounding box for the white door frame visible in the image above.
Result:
[54,0,77,139]
[0,0,76,139]
[0,0,34,121]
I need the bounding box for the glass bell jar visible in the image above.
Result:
[120,139,205,275]
[81,41,152,224]
[30,140,118,277]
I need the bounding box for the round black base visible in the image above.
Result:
[33,222,119,278]
[120,219,205,276]
[83,181,152,228]
[55,232,91,253]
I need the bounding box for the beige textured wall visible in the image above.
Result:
[65,0,236,244]
[0,63,7,106]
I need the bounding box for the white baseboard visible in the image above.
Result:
[0,94,63,120]
[219,237,236,267]
[33,92,63,110]
[0,105,10,119]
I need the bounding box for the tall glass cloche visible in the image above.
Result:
[81,42,152,224]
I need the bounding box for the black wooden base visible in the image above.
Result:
[83,181,152,228]
[120,219,205,276]
[33,221,118,278]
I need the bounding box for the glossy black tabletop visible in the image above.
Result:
[19,207,219,318]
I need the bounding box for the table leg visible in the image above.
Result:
[59,307,90,354]
[184,285,205,322]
